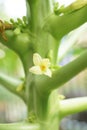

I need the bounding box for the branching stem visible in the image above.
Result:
[60,97,87,119]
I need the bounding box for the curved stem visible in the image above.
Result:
[0,123,40,130]
[55,0,87,15]
[43,5,87,40]
[59,97,87,119]
[0,30,31,56]
[0,73,26,103]
[36,50,87,94]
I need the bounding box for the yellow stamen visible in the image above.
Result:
[40,64,46,71]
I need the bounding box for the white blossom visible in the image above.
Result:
[29,53,52,77]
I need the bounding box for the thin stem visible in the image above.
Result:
[55,0,87,15]
[59,97,87,119]
[43,5,87,40]
[36,50,87,94]
[0,73,26,102]
[0,123,40,130]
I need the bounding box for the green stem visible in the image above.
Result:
[59,97,87,119]
[56,0,87,15]
[46,90,60,130]
[0,123,40,130]
[0,30,33,74]
[18,49,37,121]
[20,50,34,75]
[36,50,87,94]
[26,0,58,60]
[0,73,26,102]
[4,31,30,55]
[43,5,87,40]
[26,73,35,117]
[26,72,49,122]
[26,0,51,32]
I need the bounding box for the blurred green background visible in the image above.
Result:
[0,0,26,123]
[0,1,87,130]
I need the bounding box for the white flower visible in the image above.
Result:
[29,53,52,77]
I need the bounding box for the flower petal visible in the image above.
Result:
[33,53,42,65]
[42,59,51,67]
[29,66,43,75]
[44,69,52,77]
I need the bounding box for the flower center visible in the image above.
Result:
[40,64,46,71]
